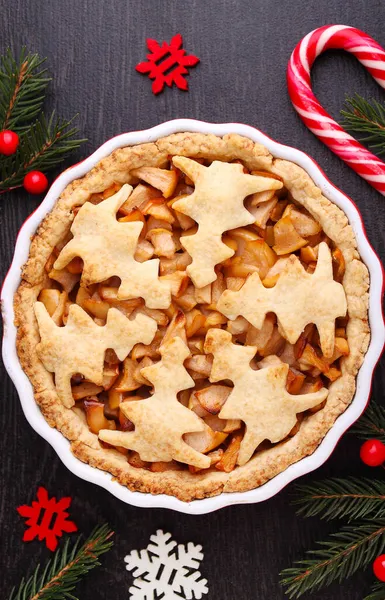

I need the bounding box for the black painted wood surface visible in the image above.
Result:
[1,1,385,598]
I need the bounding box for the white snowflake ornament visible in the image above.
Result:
[125,530,208,600]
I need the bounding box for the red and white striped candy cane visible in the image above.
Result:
[287,24,385,195]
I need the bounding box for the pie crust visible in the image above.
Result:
[14,133,370,502]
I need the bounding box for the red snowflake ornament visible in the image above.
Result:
[136,34,200,94]
[17,486,77,551]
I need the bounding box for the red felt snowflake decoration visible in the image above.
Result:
[136,34,200,94]
[17,486,77,551]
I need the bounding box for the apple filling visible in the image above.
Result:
[38,157,349,474]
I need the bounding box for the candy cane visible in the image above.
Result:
[287,24,385,195]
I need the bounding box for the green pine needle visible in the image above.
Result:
[351,402,385,443]
[8,524,114,600]
[0,47,86,194]
[365,581,385,600]
[280,520,385,599]
[293,477,385,522]
[341,94,385,155]
[0,112,86,193]
[0,47,50,132]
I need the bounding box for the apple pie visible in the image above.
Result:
[14,133,370,502]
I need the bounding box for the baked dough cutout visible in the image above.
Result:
[217,242,347,357]
[205,329,329,465]
[172,157,283,287]
[99,336,211,469]
[54,185,171,309]
[34,302,157,408]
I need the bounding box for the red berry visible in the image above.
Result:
[360,439,385,467]
[0,130,19,155]
[23,171,48,195]
[373,555,385,581]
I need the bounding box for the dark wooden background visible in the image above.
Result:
[1,1,385,598]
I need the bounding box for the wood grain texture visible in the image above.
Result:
[0,0,384,598]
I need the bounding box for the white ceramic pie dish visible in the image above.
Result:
[2,119,384,514]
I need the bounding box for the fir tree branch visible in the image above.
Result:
[351,402,385,443]
[280,520,385,599]
[294,477,385,522]
[365,581,385,600]
[0,112,86,193]
[0,47,50,132]
[341,94,385,155]
[8,524,114,600]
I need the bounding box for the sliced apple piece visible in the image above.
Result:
[298,343,330,373]
[195,385,232,415]
[224,257,259,278]
[102,183,121,199]
[107,387,125,410]
[162,310,187,347]
[270,199,288,222]
[188,448,224,473]
[245,314,275,349]
[146,228,176,258]
[150,461,183,472]
[119,183,162,215]
[134,239,154,263]
[215,431,243,472]
[38,289,61,317]
[187,336,205,355]
[293,324,315,359]
[76,286,92,310]
[66,257,84,274]
[273,215,308,255]
[131,166,178,198]
[300,377,324,394]
[160,251,192,275]
[49,268,80,293]
[128,450,150,469]
[278,342,297,366]
[185,354,213,378]
[102,365,120,390]
[286,368,305,394]
[195,283,212,305]
[131,305,168,327]
[248,196,278,228]
[131,330,163,360]
[160,271,189,298]
[300,245,318,264]
[225,277,245,291]
[242,239,277,279]
[283,204,322,237]
[184,424,228,454]
[332,247,345,282]
[174,285,197,311]
[185,309,206,338]
[82,297,110,320]
[227,316,249,335]
[188,392,211,418]
[249,189,276,206]
[84,398,116,434]
[72,381,103,401]
[142,198,175,223]
[114,358,141,392]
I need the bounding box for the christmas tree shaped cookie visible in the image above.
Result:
[34,302,157,408]
[99,336,211,469]
[205,329,328,465]
[217,242,347,357]
[54,185,171,308]
[172,157,282,287]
